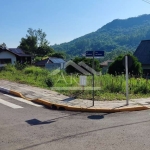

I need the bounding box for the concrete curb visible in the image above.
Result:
[9,90,26,99]
[0,87,10,93]
[33,99,148,112]
[0,87,149,113]
[0,87,28,100]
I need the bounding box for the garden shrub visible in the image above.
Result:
[45,76,54,87]
[15,62,27,70]
[133,84,150,94]
[24,66,49,76]
[3,64,16,72]
[108,54,142,75]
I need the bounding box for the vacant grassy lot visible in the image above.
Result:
[0,65,150,100]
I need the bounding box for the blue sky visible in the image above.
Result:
[0,0,150,47]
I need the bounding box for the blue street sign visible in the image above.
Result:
[94,51,104,57]
[86,51,104,57]
[85,50,104,106]
[86,51,93,57]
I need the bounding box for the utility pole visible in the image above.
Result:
[92,51,95,106]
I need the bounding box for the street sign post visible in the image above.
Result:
[86,51,93,57]
[123,55,133,105]
[94,51,104,57]
[123,55,133,69]
[86,51,104,58]
[86,51,104,106]
[125,55,129,105]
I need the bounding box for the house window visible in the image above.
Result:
[0,59,11,64]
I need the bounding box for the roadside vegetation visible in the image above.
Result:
[1,64,150,101]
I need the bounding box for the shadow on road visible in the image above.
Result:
[88,115,104,120]
[26,119,55,126]
[87,113,111,120]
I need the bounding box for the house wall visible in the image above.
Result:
[45,63,65,71]
[142,65,150,70]
[0,51,16,65]
[142,65,150,75]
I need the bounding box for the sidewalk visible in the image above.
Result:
[0,79,150,112]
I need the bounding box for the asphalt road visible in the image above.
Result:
[0,92,150,150]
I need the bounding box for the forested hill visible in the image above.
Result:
[52,14,150,57]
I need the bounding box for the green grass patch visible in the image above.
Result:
[0,65,150,101]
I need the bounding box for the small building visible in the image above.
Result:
[134,40,150,74]
[35,57,66,70]
[0,44,31,66]
[100,60,113,74]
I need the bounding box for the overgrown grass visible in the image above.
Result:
[1,64,150,101]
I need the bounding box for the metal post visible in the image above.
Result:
[125,55,129,105]
[92,51,95,106]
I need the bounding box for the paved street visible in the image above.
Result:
[0,92,150,150]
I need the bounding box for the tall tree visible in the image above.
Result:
[37,45,54,57]
[50,52,66,59]
[19,36,37,56]
[27,28,49,47]
[18,28,53,57]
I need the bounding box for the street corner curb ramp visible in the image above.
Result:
[28,99,149,113]
[0,86,27,100]
[31,99,68,110]
[0,86,149,113]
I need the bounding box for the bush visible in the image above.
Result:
[108,54,142,75]
[24,66,42,74]
[15,62,27,70]
[133,85,149,94]
[3,64,16,72]
[45,77,54,87]
[24,66,49,76]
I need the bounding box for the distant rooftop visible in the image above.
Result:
[9,48,25,54]
[134,40,150,65]
[0,47,31,57]
[8,48,31,57]
[35,57,65,66]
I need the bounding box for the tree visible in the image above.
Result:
[0,43,7,48]
[19,36,37,56]
[26,28,49,47]
[100,49,133,62]
[18,28,53,57]
[108,54,142,75]
[37,45,54,58]
[50,52,66,59]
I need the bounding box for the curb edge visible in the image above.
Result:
[0,87,149,113]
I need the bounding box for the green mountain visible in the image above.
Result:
[52,14,150,57]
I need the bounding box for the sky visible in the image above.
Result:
[0,0,150,48]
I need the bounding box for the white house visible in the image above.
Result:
[0,44,31,66]
[0,50,16,65]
